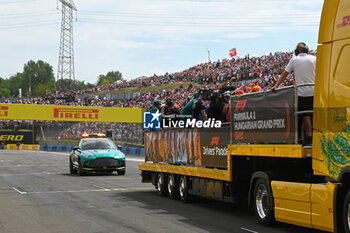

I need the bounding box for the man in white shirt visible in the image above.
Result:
[271,42,316,146]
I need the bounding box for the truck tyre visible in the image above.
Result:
[167,174,179,199]
[343,189,350,233]
[156,173,167,196]
[253,178,274,225]
[179,176,191,203]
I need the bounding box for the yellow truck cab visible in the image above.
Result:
[139,1,350,232]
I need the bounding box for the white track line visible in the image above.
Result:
[240,227,258,233]
[0,172,58,177]
[92,185,111,191]
[25,187,153,195]
[12,187,27,195]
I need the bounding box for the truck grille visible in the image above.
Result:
[88,158,120,168]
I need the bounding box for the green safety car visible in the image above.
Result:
[69,134,125,175]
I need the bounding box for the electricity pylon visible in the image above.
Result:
[57,0,77,80]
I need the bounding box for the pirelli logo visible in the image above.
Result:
[0,106,8,117]
[53,108,99,120]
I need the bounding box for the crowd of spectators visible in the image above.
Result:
[1,51,297,145]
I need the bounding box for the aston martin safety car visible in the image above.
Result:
[69,134,125,175]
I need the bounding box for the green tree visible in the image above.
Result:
[96,71,123,86]
[22,60,56,97]
[56,78,95,91]
[35,83,51,97]
[6,73,23,97]
[0,87,11,98]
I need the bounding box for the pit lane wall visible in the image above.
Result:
[0,103,143,123]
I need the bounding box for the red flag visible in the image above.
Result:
[229,48,237,57]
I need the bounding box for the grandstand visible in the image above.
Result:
[1,51,295,146]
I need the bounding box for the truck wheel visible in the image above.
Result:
[167,174,179,199]
[156,173,167,196]
[254,178,274,225]
[179,176,191,203]
[343,190,350,233]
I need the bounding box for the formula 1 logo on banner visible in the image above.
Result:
[143,111,161,129]
[53,108,99,120]
[0,106,8,117]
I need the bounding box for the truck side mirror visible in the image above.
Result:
[73,146,79,151]
[117,145,122,151]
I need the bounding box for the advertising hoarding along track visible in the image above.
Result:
[0,103,144,123]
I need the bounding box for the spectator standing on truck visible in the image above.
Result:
[192,91,208,121]
[271,42,316,146]
[162,98,181,122]
[149,100,162,113]
[181,92,198,120]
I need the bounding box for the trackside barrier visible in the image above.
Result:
[7,144,40,151]
[40,145,73,152]
[5,144,145,155]
[121,147,145,156]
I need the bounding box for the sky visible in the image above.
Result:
[0,0,323,84]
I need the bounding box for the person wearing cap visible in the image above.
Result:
[149,100,162,112]
[271,42,316,146]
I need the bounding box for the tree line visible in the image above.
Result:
[0,60,123,98]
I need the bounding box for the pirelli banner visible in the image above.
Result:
[231,87,296,144]
[0,104,143,123]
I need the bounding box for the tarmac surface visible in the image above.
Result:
[0,150,327,233]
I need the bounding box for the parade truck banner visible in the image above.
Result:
[231,87,296,144]
[0,131,35,144]
[0,103,144,123]
[144,124,230,169]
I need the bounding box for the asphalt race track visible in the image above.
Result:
[0,150,327,233]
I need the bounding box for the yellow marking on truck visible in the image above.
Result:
[228,144,307,158]
[139,163,231,181]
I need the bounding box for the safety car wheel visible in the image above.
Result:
[77,159,85,176]
[117,170,125,175]
[69,158,76,174]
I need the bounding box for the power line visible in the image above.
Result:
[0,21,60,30]
[77,18,318,28]
[79,10,320,19]
[0,11,59,19]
